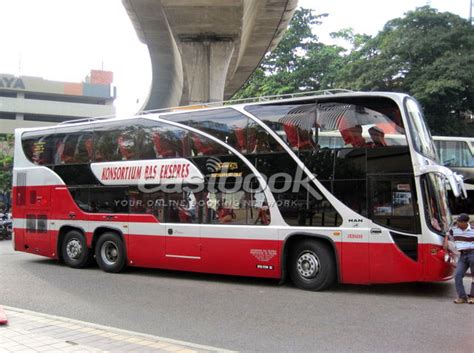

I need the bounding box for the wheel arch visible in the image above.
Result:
[280,232,341,284]
[92,226,125,250]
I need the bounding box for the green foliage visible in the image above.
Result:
[233,9,346,99]
[0,134,14,200]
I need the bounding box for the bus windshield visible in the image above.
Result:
[405,98,437,160]
[421,173,452,234]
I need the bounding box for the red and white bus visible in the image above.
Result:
[12,91,466,290]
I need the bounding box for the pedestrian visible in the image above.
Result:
[446,213,474,304]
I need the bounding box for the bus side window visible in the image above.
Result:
[24,134,56,165]
[283,124,315,151]
[370,178,419,234]
[164,190,200,224]
[89,187,128,213]
[76,134,93,163]
[189,132,226,156]
[117,134,135,160]
[129,187,165,221]
[56,135,81,164]
[94,131,121,162]
[234,128,246,153]
[153,132,176,157]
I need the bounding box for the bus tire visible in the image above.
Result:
[62,230,91,269]
[289,239,336,291]
[95,232,126,273]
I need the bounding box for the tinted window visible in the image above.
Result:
[69,187,90,212]
[70,187,128,213]
[447,189,474,216]
[196,155,271,226]
[203,187,270,226]
[54,164,99,186]
[334,148,366,179]
[332,180,367,217]
[129,187,165,221]
[273,181,342,227]
[367,146,412,174]
[299,149,335,180]
[245,98,407,152]
[247,152,342,227]
[162,189,201,224]
[162,108,249,153]
[94,128,122,162]
[22,132,56,165]
[89,187,128,213]
[55,131,93,164]
[369,177,420,233]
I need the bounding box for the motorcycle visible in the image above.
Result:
[0,215,12,240]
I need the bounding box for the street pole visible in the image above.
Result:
[470,0,473,24]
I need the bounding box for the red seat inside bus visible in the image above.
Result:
[152,133,176,157]
[117,135,135,160]
[283,124,314,150]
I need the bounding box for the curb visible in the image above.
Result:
[3,305,236,352]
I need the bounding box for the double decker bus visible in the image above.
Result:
[433,136,474,218]
[12,91,466,290]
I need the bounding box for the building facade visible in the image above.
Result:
[0,70,116,134]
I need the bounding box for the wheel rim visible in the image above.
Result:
[296,251,320,279]
[66,239,82,260]
[101,240,119,266]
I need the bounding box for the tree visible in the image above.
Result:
[0,134,14,210]
[336,6,474,135]
[233,9,346,99]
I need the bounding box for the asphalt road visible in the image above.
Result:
[1,240,473,352]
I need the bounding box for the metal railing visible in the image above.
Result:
[59,89,353,125]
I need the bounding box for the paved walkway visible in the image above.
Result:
[0,306,234,353]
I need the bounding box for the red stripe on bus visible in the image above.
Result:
[13,226,454,283]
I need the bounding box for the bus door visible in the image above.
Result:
[368,175,422,282]
[23,183,52,257]
[341,225,370,284]
[164,191,201,259]
[165,223,201,259]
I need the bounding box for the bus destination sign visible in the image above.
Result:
[91,159,204,186]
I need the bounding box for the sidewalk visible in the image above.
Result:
[0,306,234,353]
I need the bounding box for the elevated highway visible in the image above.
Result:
[122,0,298,109]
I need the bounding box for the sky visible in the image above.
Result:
[0,0,471,115]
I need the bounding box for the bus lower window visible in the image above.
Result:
[370,178,420,234]
[273,181,342,227]
[89,187,128,214]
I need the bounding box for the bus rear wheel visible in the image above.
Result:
[95,232,126,273]
[62,230,91,269]
[289,239,336,291]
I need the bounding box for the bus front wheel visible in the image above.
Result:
[62,230,91,269]
[95,232,126,273]
[289,239,336,291]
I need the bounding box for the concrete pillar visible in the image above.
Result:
[180,39,234,104]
